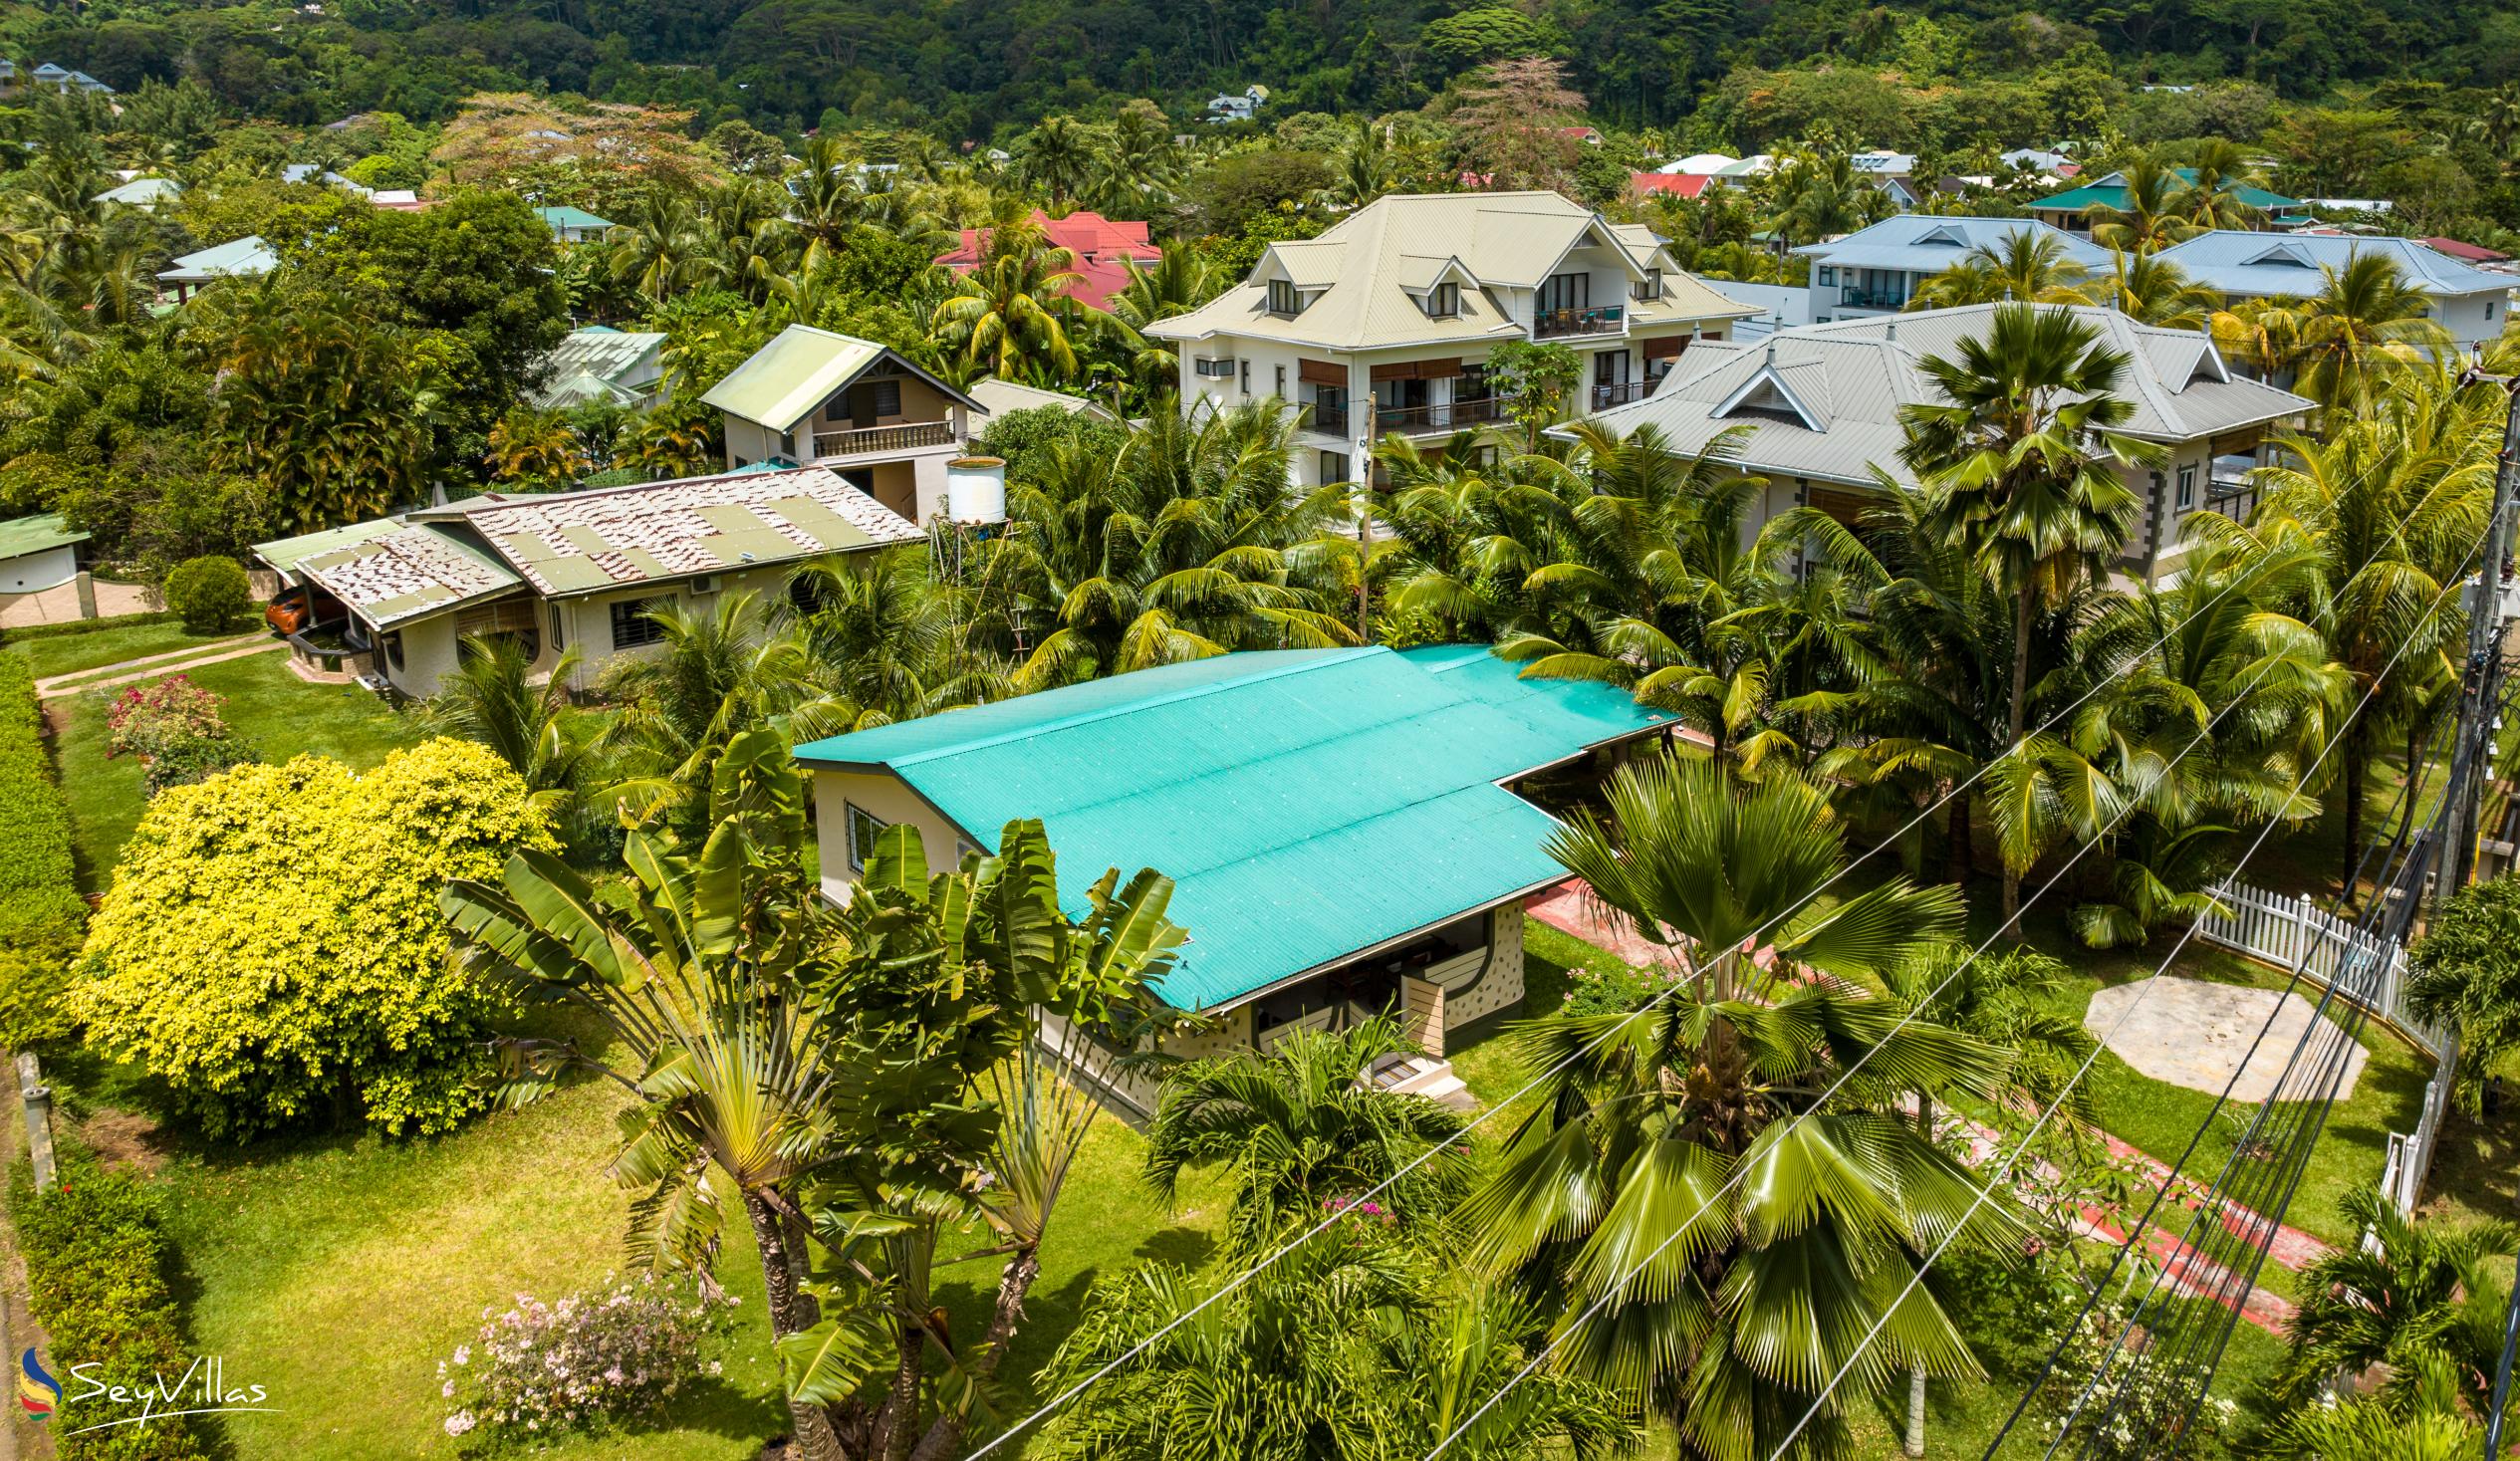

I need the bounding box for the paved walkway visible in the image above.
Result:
[1,579,151,627]
[33,634,282,699]
[1525,877,1672,967]
[2089,976,2368,1102]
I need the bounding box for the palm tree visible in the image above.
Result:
[1459,754,2014,1459]
[2170,139,2265,232]
[1016,116,1095,209]
[1909,231,2097,309]
[1108,250,1220,391]
[1769,151,1890,246]
[2086,155,2200,252]
[487,405,590,488]
[787,548,1008,730]
[608,187,727,303]
[1144,1017,1471,1257]
[596,590,821,821]
[2286,251,2455,416]
[2104,249,2222,329]
[931,219,1122,383]
[1901,304,2159,919]
[2279,1185,2517,1412]
[1033,1234,1638,1460]
[2470,83,2520,168]
[1324,115,1392,207]
[423,634,587,815]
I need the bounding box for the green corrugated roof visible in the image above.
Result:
[536,205,615,230]
[253,516,401,574]
[700,325,888,431]
[2032,168,2303,214]
[794,645,1673,1011]
[0,513,87,560]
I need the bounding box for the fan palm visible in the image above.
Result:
[1144,1017,1472,1257]
[1458,754,2014,1461]
[1901,304,2158,918]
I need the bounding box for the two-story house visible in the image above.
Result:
[1144,191,1756,488]
[702,325,988,524]
[1794,215,2113,323]
[1579,304,2316,586]
[2150,231,2514,352]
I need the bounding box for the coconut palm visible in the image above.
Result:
[595,590,823,820]
[2285,251,2455,416]
[1909,231,2097,309]
[2086,155,2200,252]
[1901,304,2158,919]
[1769,151,1891,246]
[608,187,727,303]
[1032,1234,1638,1460]
[1016,116,1095,208]
[1458,753,2015,1460]
[2170,140,2265,232]
[1144,1017,1472,1257]
[2103,249,2222,329]
[1108,249,1221,389]
[787,548,1010,731]
[424,634,588,814]
[931,220,1124,384]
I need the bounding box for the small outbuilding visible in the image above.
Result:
[0,514,87,596]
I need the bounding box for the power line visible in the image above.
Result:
[959,556,2280,1459]
[1423,593,2329,1459]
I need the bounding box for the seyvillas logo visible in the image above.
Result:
[37,1354,276,1435]
[18,1348,60,1419]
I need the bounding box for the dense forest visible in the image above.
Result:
[6,0,2519,143]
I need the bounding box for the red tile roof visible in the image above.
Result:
[935,209,1161,311]
[2422,235,2509,263]
[1630,171,1713,199]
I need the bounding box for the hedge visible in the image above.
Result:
[10,1152,205,1460]
[0,656,87,1048]
[0,610,178,645]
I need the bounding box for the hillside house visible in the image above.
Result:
[2151,231,2514,351]
[1144,191,1756,489]
[1794,215,2112,322]
[528,328,668,409]
[934,209,1160,312]
[702,325,988,524]
[2029,168,2309,235]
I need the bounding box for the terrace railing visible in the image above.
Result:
[812,419,956,458]
[1534,305,1625,340]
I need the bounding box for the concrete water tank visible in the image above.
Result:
[944,456,1008,526]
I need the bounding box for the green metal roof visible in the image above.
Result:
[2032,168,2303,215]
[253,516,403,575]
[794,644,1674,1012]
[0,513,86,560]
[536,205,615,230]
[700,325,889,431]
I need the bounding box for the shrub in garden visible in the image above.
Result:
[11,1152,206,1461]
[1556,958,1671,1016]
[0,655,87,1050]
[438,1274,732,1440]
[2410,874,2520,1111]
[105,676,250,794]
[74,739,555,1138]
[159,555,251,633]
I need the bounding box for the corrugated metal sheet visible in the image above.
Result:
[1794,215,2111,274]
[2152,230,2515,301]
[794,645,1672,1011]
[700,326,888,431]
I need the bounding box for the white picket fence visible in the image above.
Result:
[2190,878,2456,1214]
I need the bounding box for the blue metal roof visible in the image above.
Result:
[794,645,1673,1011]
[1794,214,2113,274]
[2150,230,2514,301]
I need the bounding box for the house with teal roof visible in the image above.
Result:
[791,644,1680,1116]
[2027,168,2309,237]
[534,205,615,243]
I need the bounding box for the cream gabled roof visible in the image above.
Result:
[701,325,983,432]
[1147,191,1754,351]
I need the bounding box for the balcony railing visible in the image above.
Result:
[1307,403,1350,436]
[1838,287,1906,311]
[811,419,956,458]
[1377,397,1504,432]
[1589,380,1649,410]
[1534,305,1625,339]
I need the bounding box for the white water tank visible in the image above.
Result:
[944,456,1007,526]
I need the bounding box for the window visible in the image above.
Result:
[1633,268,1662,302]
[610,597,667,649]
[549,603,566,651]
[381,631,404,670]
[2492,302,2500,321]
[1274,364,1287,396]
[1192,356,1235,378]
[1239,360,1250,394]
[1319,450,1352,483]
[1267,278,1302,315]
[1538,272,1590,315]
[1818,265,1837,287]
[845,802,888,871]
[1426,281,1460,319]
[869,378,902,417]
[2175,464,2197,512]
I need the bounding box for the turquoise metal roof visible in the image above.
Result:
[795,645,1672,1011]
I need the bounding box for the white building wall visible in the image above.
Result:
[0,545,77,595]
[2434,291,2506,350]
[810,767,975,905]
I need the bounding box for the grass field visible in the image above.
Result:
[3,620,224,681]
[46,649,425,889]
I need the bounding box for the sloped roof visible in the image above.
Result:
[407,463,923,598]
[92,177,180,207]
[1631,171,1713,199]
[536,205,614,230]
[158,236,276,284]
[2421,236,2508,264]
[1659,152,1739,175]
[1581,304,2313,490]
[0,513,87,561]
[1147,191,1753,351]
[1795,214,2112,273]
[793,643,1674,1012]
[253,516,403,576]
[275,520,525,629]
[528,328,666,408]
[934,210,1159,311]
[2032,167,2302,214]
[701,325,981,432]
[968,377,1118,421]
[2151,230,2516,300]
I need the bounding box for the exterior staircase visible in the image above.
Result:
[1365,1052,1476,1110]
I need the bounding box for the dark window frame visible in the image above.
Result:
[610,597,668,650]
[845,802,888,872]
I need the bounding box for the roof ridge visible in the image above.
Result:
[872,646,1390,769]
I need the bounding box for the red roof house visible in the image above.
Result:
[2421,236,2510,265]
[1630,171,1713,199]
[934,210,1160,312]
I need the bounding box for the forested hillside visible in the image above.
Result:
[5,0,2516,141]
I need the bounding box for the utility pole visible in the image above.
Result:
[2486,1249,2520,1460]
[1355,404,1376,646]
[2441,375,2520,905]
[16,1054,55,1195]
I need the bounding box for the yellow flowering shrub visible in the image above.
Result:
[74,739,556,1139]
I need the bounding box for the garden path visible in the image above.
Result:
[35,634,283,699]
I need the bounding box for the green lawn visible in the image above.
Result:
[49,649,426,890]
[4,620,237,681]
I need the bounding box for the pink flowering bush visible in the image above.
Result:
[437,1273,733,1440]
[104,676,247,794]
